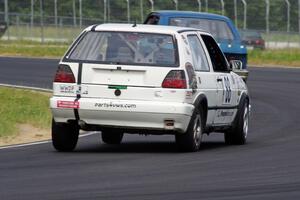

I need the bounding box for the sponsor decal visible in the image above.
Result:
[57,101,79,109]
[222,76,232,104]
[94,102,136,109]
[59,85,88,95]
[59,85,76,94]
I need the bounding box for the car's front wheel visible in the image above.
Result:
[52,119,79,152]
[176,107,203,152]
[101,130,124,144]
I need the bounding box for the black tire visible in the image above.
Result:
[101,130,124,144]
[52,119,79,152]
[176,107,204,152]
[225,97,249,145]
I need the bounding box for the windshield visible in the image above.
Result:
[170,17,234,41]
[67,31,178,67]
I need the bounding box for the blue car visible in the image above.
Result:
[144,10,248,80]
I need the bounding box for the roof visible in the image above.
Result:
[150,10,231,21]
[85,23,208,35]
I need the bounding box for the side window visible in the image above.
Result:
[187,35,210,71]
[201,34,229,72]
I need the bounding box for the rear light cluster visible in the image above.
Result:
[162,70,187,89]
[54,64,76,83]
[255,39,264,45]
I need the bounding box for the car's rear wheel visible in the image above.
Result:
[225,97,249,145]
[176,107,203,152]
[101,130,124,144]
[52,119,79,152]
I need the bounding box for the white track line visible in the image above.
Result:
[0,132,98,150]
[0,140,51,150]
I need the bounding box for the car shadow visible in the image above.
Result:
[73,141,228,154]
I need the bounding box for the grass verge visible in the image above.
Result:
[248,49,300,67]
[3,25,81,42]
[0,87,51,138]
[0,40,68,58]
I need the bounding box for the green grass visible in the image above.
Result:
[0,40,68,58]
[4,25,81,42]
[0,87,51,137]
[248,49,300,67]
[262,33,300,43]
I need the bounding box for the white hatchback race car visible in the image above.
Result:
[50,24,250,152]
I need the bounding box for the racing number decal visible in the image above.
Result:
[223,76,231,104]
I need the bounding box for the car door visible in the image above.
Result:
[200,34,238,125]
[182,32,218,126]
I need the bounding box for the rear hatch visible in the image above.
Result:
[80,64,174,101]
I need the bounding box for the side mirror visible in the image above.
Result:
[229,60,243,71]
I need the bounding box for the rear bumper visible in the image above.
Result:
[50,96,194,133]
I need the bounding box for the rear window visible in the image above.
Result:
[169,18,234,41]
[66,31,178,67]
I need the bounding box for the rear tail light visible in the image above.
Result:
[255,39,264,45]
[162,70,187,89]
[54,64,75,83]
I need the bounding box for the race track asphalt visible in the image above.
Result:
[0,57,57,89]
[0,57,300,200]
